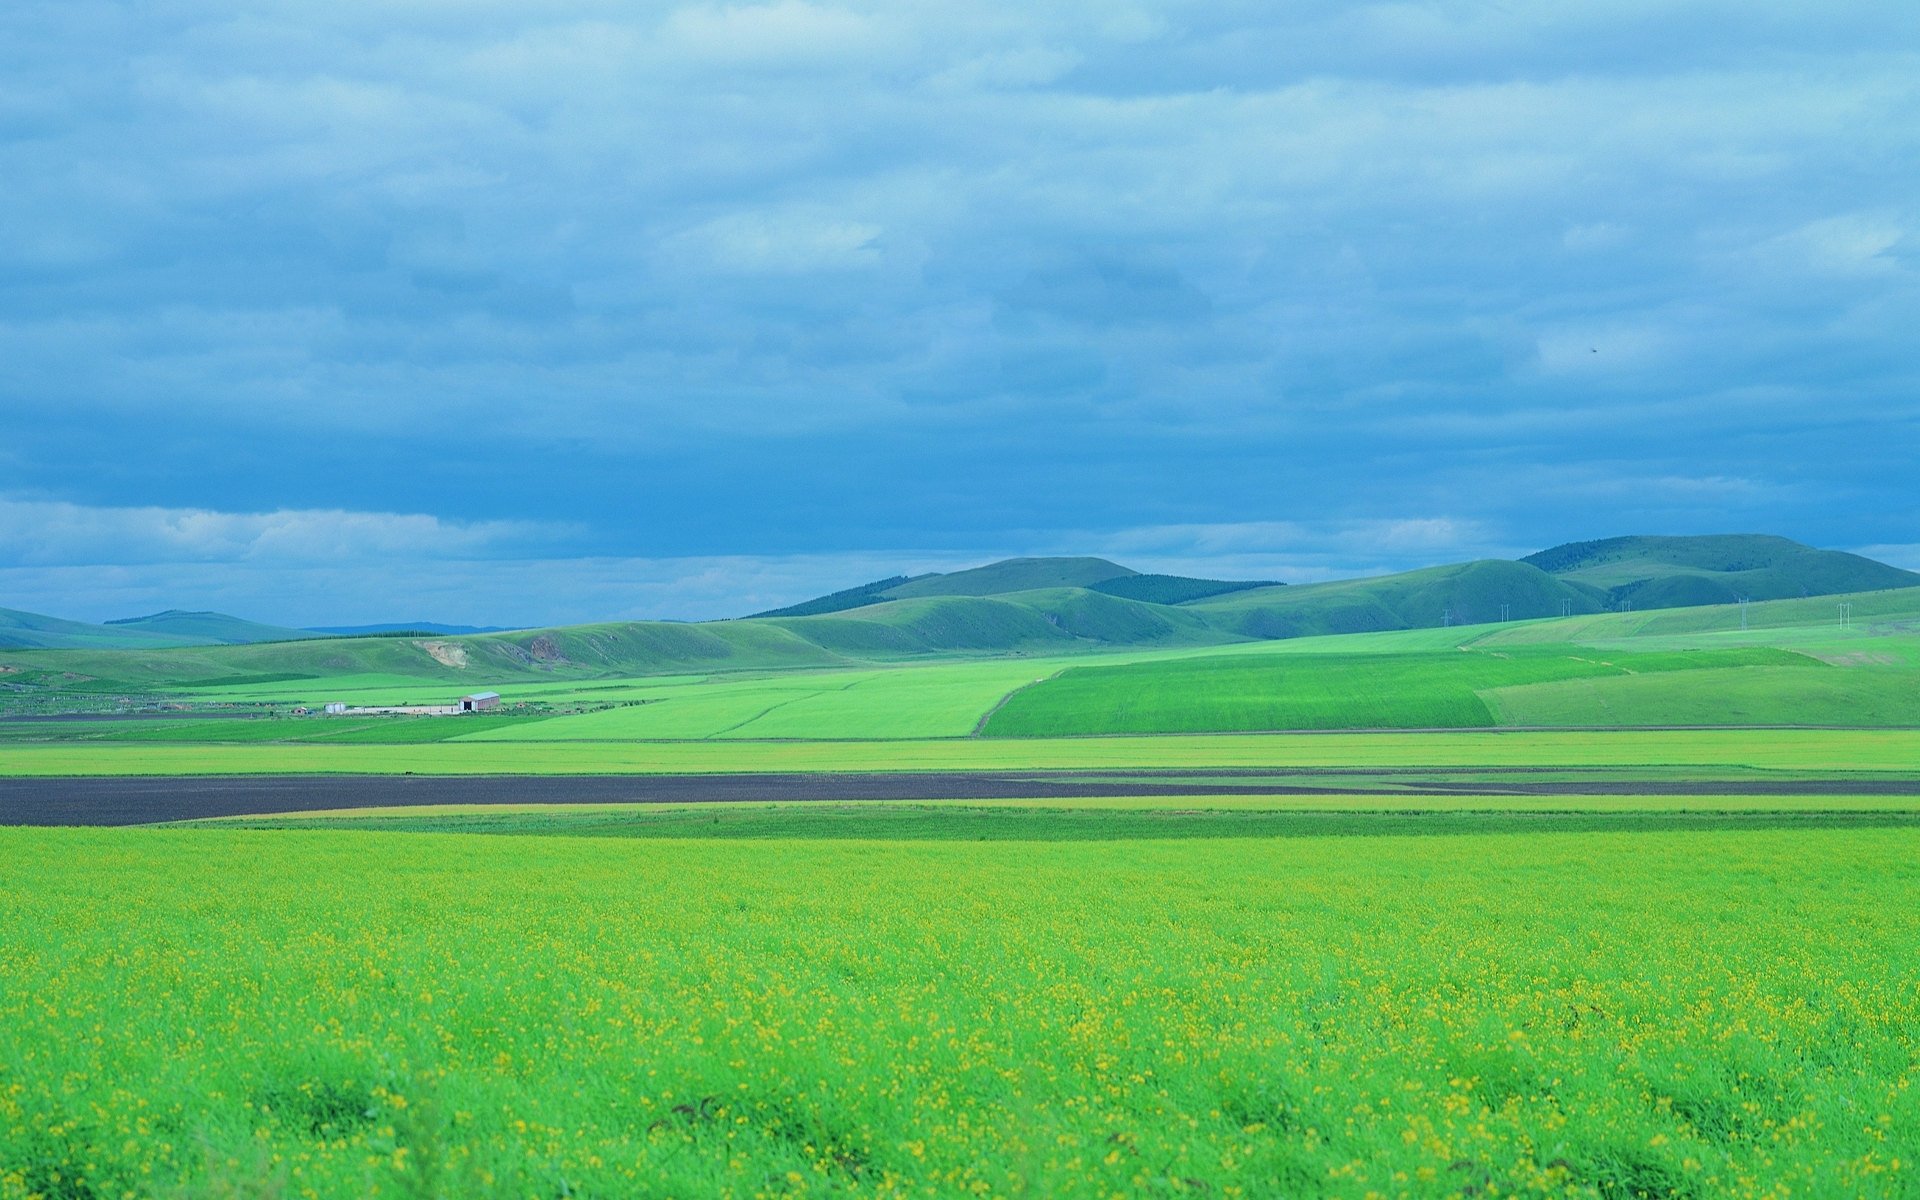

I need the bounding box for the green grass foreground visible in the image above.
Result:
[3,823,1918,1198]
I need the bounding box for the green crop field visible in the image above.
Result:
[7,564,1919,1197]
[980,646,1816,736]
[4,818,1917,1198]
[10,589,1917,750]
[6,727,1920,776]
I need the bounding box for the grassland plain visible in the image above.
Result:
[5,728,1920,776]
[13,600,1919,745]
[3,823,1917,1198]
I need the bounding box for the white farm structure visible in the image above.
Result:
[318,691,504,717]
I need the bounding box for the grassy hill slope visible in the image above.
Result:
[1186,559,1601,639]
[981,645,1816,735]
[106,610,325,645]
[1523,534,1920,608]
[7,539,1917,721]
[1088,574,1279,605]
[0,588,1241,703]
[882,557,1137,599]
[0,607,205,651]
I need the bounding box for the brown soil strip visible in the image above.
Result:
[4,773,1920,827]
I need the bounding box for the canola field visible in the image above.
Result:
[3,821,1918,1199]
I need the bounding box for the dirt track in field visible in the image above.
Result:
[4,772,1920,826]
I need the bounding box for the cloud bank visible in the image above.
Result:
[3,2,1916,623]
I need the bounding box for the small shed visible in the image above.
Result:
[459,691,501,713]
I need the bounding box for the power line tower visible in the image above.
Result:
[1839,602,1853,631]
[1559,598,1572,618]
[1739,596,1749,632]
[1499,603,1511,623]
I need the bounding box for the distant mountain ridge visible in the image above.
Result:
[105,610,324,645]
[0,606,207,651]
[749,558,1268,618]
[5,535,1914,661]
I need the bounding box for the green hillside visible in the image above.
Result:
[1523,534,1920,608]
[747,575,922,619]
[1186,559,1601,638]
[0,606,204,651]
[6,538,1917,718]
[106,610,325,645]
[981,644,1816,736]
[1088,573,1278,605]
[748,558,1144,619]
[0,588,1236,706]
[882,556,1137,599]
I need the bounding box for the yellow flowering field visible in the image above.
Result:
[2,824,1917,1198]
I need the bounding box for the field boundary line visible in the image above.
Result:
[971,668,1068,737]
[705,674,870,739]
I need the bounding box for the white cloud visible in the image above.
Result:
[659,3,897,66]
[671,210,885,273]
[0,498,570,568]
[1851,544,1920,573]
[1767,213,1909,278]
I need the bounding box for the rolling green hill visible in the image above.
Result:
[5,538,1916,711]
[106,610,325,645]
[1523,534,1919,608]
[755,559,1270,618]
[1185,559,1602,638]
[1087,574,1279,605]
[4,606,325,651]
[882,557,1137,599]
[0,606,206,651]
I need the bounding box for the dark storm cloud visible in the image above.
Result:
[2,1,1916,622]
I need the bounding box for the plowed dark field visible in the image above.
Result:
[5,772,1920,825]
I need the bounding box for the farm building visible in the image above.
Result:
[460,692,501,713]
[323,702,347,715]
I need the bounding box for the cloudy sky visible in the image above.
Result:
[4,1,1916,627]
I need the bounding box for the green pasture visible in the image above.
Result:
[1474,586,1920,646]
[1484,664,1920,727]
[4,727,1919,776]
[4,822,1916,1198]
[459,660,1061,742]
[981,646,1813,736]
[0,714,559,745]
[4,591,1916,749]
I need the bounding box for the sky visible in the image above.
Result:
[3,1,1917,627]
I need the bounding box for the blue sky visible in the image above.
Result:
[3,1,1917,626]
